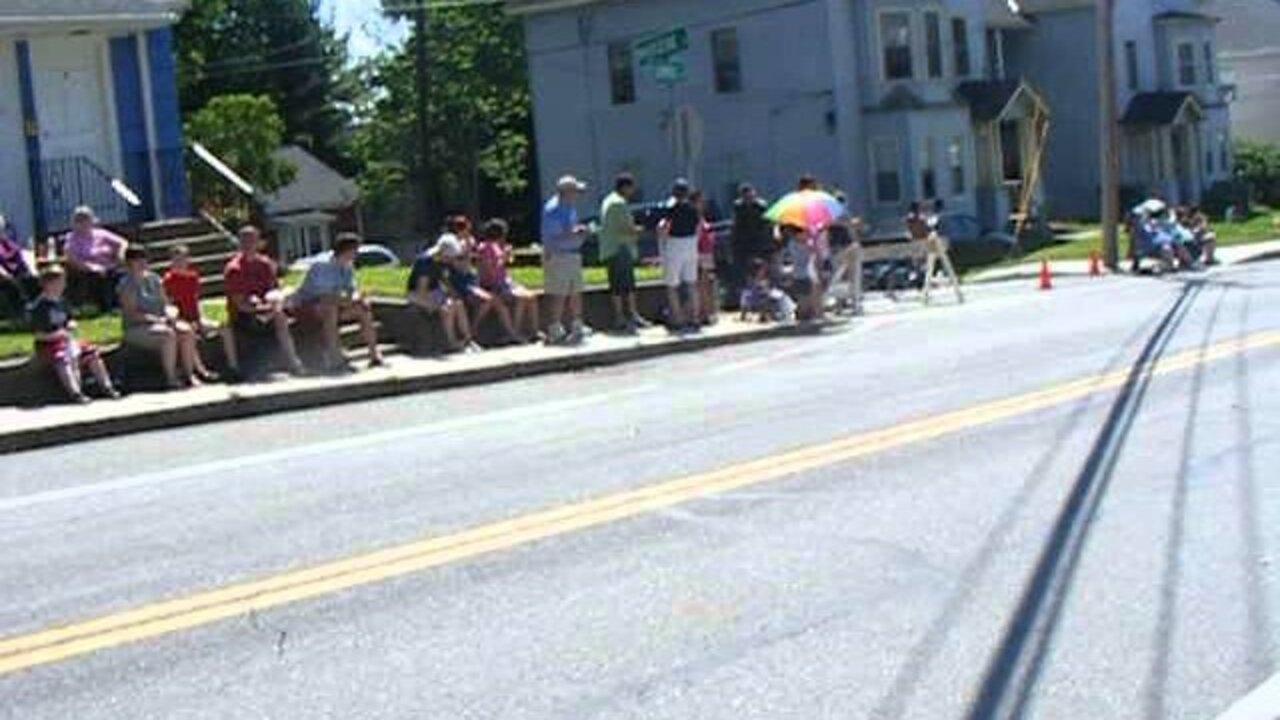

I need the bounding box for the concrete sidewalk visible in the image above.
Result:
[968,238,1280,284]
[0,319,818,454]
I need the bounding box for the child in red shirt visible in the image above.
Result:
[162,245,240,377]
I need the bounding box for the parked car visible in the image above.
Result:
[935,213,1018,270]
[290,243,401,271]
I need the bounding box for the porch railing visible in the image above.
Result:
[36,156,133,233]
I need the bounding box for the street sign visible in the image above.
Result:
[635,27,688,67]
[653,59,687,85]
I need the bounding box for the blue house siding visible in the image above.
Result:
[109,35,155,223]
[1011,8,1101,218]
[14,40,47,239]
[147,27,190,218]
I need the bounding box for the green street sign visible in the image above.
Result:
[635,27,688,66]
[653,59,687,85]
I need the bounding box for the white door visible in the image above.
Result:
[30,36,113,169]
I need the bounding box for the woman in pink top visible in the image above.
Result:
[475,218,541,343]
[691,191,718,326]
[62,205,129,311]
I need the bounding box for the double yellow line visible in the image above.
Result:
[2,330,1278,677]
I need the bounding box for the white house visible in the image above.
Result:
[0,0,190,243]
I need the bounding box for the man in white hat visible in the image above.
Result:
[541,174,590,345]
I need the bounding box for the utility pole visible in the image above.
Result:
[413,1,433,234]
[1097,0,1121,269]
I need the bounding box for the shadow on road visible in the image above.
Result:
[1143,284,1226,719]
[961,280,1204,720]
[868,302,1175,720]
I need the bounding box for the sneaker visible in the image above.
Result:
[630,314,653,329]
[545,323,568,346]
[463,341,483,354]
[568,321,590,345]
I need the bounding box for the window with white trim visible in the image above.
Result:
[1203,42,1215,84]
[608,42,635,105]
[1177,42,1197,86]
[872,137,902,205]
[951,18,971,78]
[711,28,742,94]
[1124,41,1139,91]
[925,12,943,79]
[948,137,966,196]
[880,11,914,80]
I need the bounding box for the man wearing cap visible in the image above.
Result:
[541,175,590,345]
[598,172,649,334]
[658,178,701,332]
[62,205,128,311]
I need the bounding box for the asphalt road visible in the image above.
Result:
[2,264,1278,719]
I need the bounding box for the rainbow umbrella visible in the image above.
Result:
[765,190,847,232]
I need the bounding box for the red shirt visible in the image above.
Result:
[223,252,279,319]
[163,268,202,323]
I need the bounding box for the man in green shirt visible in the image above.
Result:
[598,173,649,333]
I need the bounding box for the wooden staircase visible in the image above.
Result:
[137,217,237,298]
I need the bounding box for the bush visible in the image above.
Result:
[1234,140,1280,207]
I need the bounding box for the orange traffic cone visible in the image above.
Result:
[1039,260,1053,291]
[1088,250,1102,277]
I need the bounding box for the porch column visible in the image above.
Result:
[14,40,46,240]
[145,28,190,218]
[109,34,156,223]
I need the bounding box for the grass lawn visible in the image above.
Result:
[0,265,661,361]
[1003,208,1278,265]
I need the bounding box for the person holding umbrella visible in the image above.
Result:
[764,188,847,321]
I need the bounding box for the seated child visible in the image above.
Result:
[28,265,120,403]
[740,258,797,323]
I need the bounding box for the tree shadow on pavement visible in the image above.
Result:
[868,302,1176,720]
[1143,284,1226,720]
[961,280,1204,720]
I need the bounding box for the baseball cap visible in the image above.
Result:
[556,175,587,192]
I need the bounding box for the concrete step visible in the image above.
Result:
[138,217,218,243]
[149,251,236,277]
[143,232,235,258]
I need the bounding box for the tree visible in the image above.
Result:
[185,94,296,220]
[353,1,535,237]
[174,0,357,173]
[1235,140,1280,208]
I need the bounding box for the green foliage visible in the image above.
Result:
[185,94,297,217]
[352,2,535,236]
[1201,180,1250,219]
[175,0,357,171]
[1235,140,1280,207]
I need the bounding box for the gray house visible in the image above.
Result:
[1009,0,1235,217]
[1209,0,1280,144]
[510,0,1051,234]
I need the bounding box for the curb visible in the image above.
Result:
[0,323,819,455]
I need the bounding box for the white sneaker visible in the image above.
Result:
[568,321,590,345]
[545,323,568,346]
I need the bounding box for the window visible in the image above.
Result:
[872,137,902,204]
[1124,41,1139,91]
[1203,42,1215,84]
[1177,42,1197,86]
[948,137,966,195]
[880,11,913,80]
[986,29,1004,80]
[1218,131,1230,172]
[952,18,971,78]
[925,12,943,79]
[920,137,938,199]
[711,28,742,94]
[608,42,635,105]
[1206,147,1215,176]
